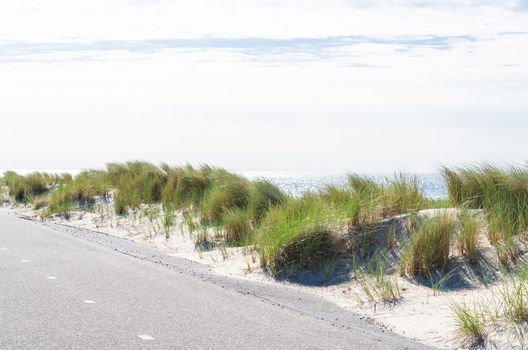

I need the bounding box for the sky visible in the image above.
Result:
[0,0,527,173]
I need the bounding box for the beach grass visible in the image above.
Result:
[162,203,175,239]
[255,194,340,274]
[457,209,482,264]
[347,173,428,228]
[400,213,457,277]
[450,266,528,346]
[7,163,290,251]
[273,223,337,275]
[248,180,287,223]
[44,169,109,216]
[222,208,253,243]
[107,161,166,214]
[451,302,487,346]
[5,166,433,277]
[12,161,528,283]
[443,165,528,240]
[9,162,528,349]
[256,173,430,275]
[161,165,209,208]
[3,171,69,203]
[200,173,251,225]
[352,251,401,303]
[501,269,528,325]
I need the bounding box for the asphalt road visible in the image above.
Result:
[0,208,434,349]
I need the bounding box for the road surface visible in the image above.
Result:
[0,208,433,349]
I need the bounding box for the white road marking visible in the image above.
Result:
[21,259,30,263]
[46,276,57,280]
[83,300,96,304]
[0,247,7,250]
[138,335,155,341]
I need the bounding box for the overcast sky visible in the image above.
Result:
[1,0,527,173]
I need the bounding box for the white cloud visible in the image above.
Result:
[1,0,527,41]
[0,1,527,171]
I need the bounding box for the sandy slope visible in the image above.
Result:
[14,202,526,349]
[1,207,431,350]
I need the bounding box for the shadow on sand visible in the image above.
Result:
[272,212,504,291]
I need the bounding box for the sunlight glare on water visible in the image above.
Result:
[241,172,447,199]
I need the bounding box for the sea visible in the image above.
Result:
[242,172,447,200]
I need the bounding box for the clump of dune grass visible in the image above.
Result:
[318,174,429,256]
[347,174,429,228]
[494,237,521,267]
[352,252,401,304]
[256,195,341,275]
[161,165,213,209]
[142,204,162,237]
[319,184,361,225]
[383,174,429,216]
[457,210,482,264]
[443,165,528,267]
[500,270,528,325]
[182,209,198,235]
[44,170,109,216]
[400,214,457,277]
[346,175,383,226]
[320,185,351,206]
[442,165,528,252]
[162,203,175,239]
[107,161,166,215]
[223,208,253,243]
[27,161,287,247]
[256,174,428,276]
[273,224,337,274]
[162,165,283,241]
[33,198,49,210]
[334,175,428,261]
[3,171,67,203]
[451,302,487,346]
[0,176,7,199]
[200,174,251,225]
[450,266,528,347]
[248,180,287,223]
